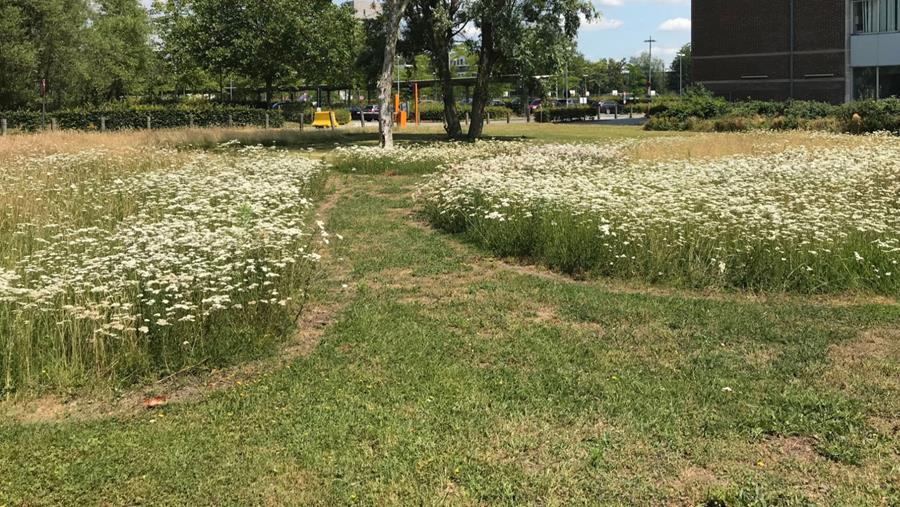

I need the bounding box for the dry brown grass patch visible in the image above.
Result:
[826,327,900,392]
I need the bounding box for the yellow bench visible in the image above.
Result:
[311,111,337,129]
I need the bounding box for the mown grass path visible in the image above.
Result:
[1,172,898,506]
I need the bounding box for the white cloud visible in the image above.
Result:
[581,17,625,31]
[658,17,692,31]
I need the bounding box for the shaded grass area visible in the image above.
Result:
[1,174,897,505]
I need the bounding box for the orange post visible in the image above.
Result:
[414,83,420,126]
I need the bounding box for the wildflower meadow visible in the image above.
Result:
[0,144,327,392]
[416,135,900,293]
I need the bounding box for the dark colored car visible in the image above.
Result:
[362,105,380,121]
[529,99,542,112]
[348,106,362,120]
[595,101,619,114]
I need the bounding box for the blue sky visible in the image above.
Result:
[141,0,691,65]
[579,0,691,65]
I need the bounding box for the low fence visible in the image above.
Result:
[0,106,283,134]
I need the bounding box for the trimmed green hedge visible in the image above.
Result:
[0,106,283,132]
[645,95,900,134]
[533,106,599,123]
[416,104,513,122]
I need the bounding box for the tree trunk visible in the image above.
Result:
[378,0,410,149]
[432,29,462,138]
[467,21,495,140]
[265,77,274,105]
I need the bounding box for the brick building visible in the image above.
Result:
[692,0,900,103]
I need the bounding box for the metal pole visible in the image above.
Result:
[789,0,795,99]
[679,54,683,95]
[644,37,657,113]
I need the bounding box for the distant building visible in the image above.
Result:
[354,0,381,20]
[692,0,900,103]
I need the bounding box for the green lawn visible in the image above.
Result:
[0,126,898,506]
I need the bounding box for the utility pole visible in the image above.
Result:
[678,52,684,95]
[644,37,657,112]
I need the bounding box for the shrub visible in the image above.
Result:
[646,96,900,135]
[0,105,283,132]
[416,103,512,122]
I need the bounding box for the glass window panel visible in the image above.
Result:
[854,67,878,99]
[879,65,900,98]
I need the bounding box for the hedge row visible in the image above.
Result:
[533,106,609,123]
[645,95,900,134]
[0,106,283,132]
[416,104,514,122]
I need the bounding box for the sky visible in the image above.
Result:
[579,0,691,65]
[140,0,692,65]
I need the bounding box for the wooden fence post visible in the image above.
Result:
[486,112,490,125]
[360,112,365,129]
[189,114,194,128]
[506,112,510,124]
[51,118,58,131]
[228,114,233,128]
[265,113,270,129]
[329,113,335,132]
[101,116,106,132]
[299,113,304,131]
[146,115,151,130]
[465,112,469,125]
[1,119,6,136]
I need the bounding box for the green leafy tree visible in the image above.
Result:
[0,4,37,109]
[466,0,592,139]
[629,51,667,96]
[667,42,692,94]
[80,0,153,104]
[403,0,469,138]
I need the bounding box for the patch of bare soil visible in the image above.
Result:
[826,327,900,392]
[4,176,355,424]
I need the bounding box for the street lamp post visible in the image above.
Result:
[677,52,685,96]
[643,36,657,113]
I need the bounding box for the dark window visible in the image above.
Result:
[853,67,878,99]
[880,65,900,98]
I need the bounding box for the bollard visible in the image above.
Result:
[486,112,490,125]
[101,116,106,132]
[189,114,194,128]
[614,105,618,120]
[506,112,510,124]
[265,113,270,129]
[146,115,151,130]
[597,106,602,120]
[228,114,233,128]
[360,112,365,129]
[299,113,304,131]
[1,118,6,136]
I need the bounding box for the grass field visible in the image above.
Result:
[0,125,898,506]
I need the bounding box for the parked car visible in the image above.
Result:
[348,106,362,120]
[595,101,619,114]
[528,99,542,112]
[362,105,380,121]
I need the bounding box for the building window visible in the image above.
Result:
[854,0,900,33]
[880,66,900,98]
[853,67,878,99]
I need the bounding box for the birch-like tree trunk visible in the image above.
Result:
[378,0,410,149]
